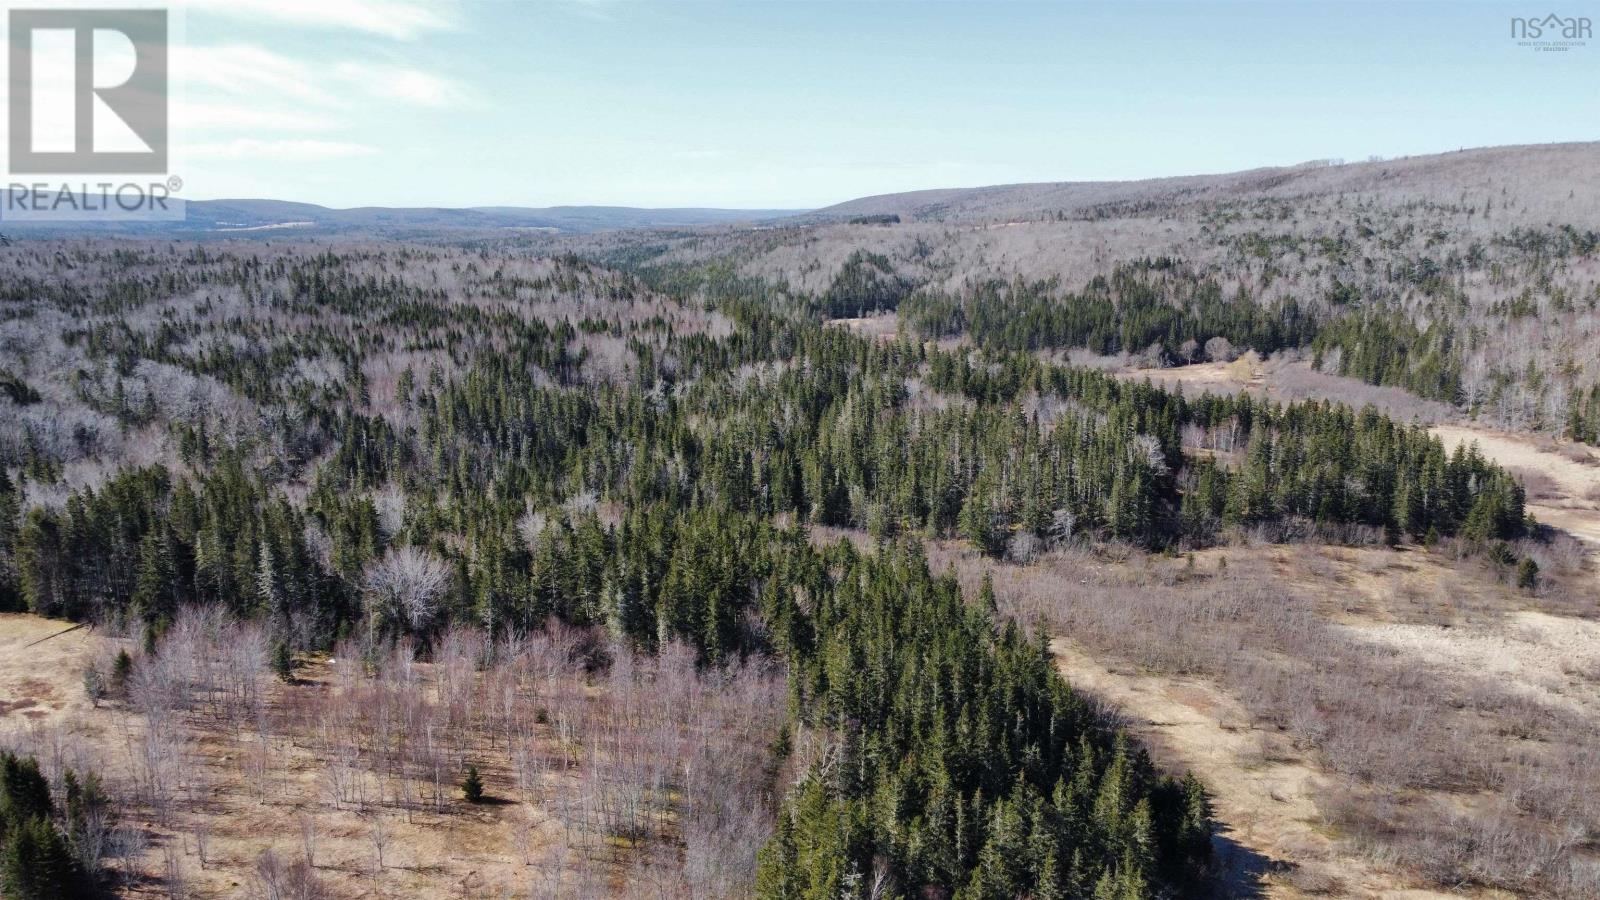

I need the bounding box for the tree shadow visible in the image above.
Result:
[469,794,518,807]
[1209,831,1283,899]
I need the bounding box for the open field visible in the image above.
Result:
[923,536,1600,898]
[0,614,110,728]
[1120,354,1459,426]
[825,312,899,342]
[1047,642,1460,900]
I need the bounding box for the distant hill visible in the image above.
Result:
[0,195,803,235]
[804,142,1600,225]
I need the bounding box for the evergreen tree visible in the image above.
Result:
[1516,557,1539,591]
[272,640,296,682]
[461,765,484,803]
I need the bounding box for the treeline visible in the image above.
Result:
[816,250,915,319]
[1178,401,1525,543]
[1567,384,1600,445]
[6,463,338,634]
[899,261,1316,360]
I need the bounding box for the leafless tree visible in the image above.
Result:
[368,813,391,870]
[164,842,187,899]
[1204,335,1237,363]
[363,546,451,633]
[299,812,317,868]
[1006,531,1041,564]
[255,848,327,900]
[193,817,210,869]
[1178,338,1200,365]
[513,805,538,865]
[371,483,407,537]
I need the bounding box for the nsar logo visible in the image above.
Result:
[1510,12,1592,51]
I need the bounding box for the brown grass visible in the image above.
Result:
[922,538,1600,898]
[0,614,113,728]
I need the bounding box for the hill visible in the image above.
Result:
[0,194,802,235]
[804,142,1600,225]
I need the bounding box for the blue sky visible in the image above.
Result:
[167,0,1599,209]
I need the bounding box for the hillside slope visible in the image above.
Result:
[807,142,1600,226]
[593,142,1600,446]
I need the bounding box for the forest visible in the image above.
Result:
[623,146,1600,448]
[0,237,1547,898]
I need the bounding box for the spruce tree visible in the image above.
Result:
[272,640,296,683]
[1,816,82,900]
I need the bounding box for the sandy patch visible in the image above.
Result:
[1338,611,1600,718]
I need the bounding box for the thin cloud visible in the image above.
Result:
[183,0,458,41]
[176,101,336,133]
[334,63,473,108]
[188,138,379,160]
[179,44,469,127]
[182,45,339,107]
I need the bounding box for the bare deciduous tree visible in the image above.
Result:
[1204,335,1237,363]
[299,812,317,868]
[164,842,186,899]
[255,848,327,900]
[193,818,210,870]
[363,546,450,633]
[368,814,391,871]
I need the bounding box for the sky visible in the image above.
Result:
[27,0,1600,209]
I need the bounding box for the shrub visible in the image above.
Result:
[1488,541,1517,569]
[81,664,106,707]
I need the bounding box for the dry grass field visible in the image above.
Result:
[0,614,108,728]
[940,538,1600,898]
[1086,355,1600,896]
[825,312,899,342]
